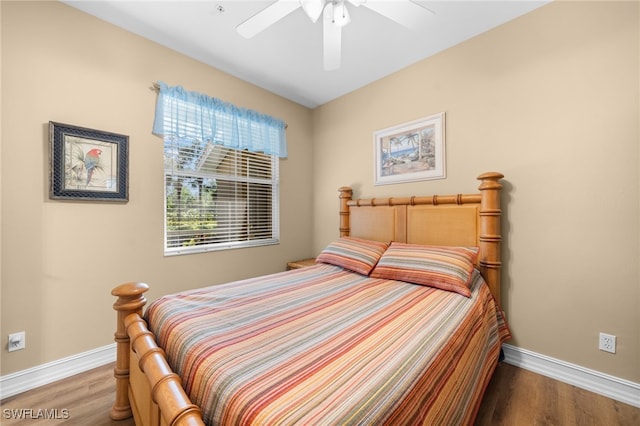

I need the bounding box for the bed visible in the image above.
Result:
[110,171,509,426]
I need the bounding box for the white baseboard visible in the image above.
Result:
[0,343,116,400]
[1,343,638,409]
[502,343,640,408]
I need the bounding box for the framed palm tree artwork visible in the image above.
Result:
[374,112,445,185]
[49,122,128,201]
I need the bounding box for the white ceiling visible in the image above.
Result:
[63,1,549,108]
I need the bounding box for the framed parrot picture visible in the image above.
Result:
[49,122,129,201]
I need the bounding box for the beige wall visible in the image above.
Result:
[1,0,638,386]
[313,1,639,382]
[0,1,313,375]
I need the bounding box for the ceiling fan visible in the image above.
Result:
[236,0,433,70]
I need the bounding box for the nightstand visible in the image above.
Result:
[286,258,317,270]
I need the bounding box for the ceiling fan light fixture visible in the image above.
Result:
[327,1,351,27]
[300,0,326,23]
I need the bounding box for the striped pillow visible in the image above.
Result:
[316,237,389,275]
[370,242,479,297]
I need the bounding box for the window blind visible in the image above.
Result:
[155,83,281,255]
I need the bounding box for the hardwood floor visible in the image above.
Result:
[1,362,638,425]
[475,363,639,426]
[1,363,134,426]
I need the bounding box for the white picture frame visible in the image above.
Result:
[374,112,445,185]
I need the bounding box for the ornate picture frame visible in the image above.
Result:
[49,121,129,201]
[374,112,445,185]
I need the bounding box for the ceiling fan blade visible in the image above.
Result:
[236,0,301,38]
[323,7,342,70]
[362,0,434,32]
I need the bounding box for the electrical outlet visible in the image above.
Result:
[599,332,616,354]
[8,331,26,352]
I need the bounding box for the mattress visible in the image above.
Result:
[145,263,511,425]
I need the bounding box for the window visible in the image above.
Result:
[153,82,286,255]
[164,140,278,255]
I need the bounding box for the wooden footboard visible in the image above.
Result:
[111,282,205,426]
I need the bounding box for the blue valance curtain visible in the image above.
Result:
[152,81,287,158]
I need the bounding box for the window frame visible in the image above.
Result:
[163,142,280,256]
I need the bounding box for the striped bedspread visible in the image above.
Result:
[146,263,511,425]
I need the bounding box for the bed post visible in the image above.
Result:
[110,282,149,420]
[477,172,504,305]
[339,186,353,237]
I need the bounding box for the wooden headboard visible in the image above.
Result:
[337,172,504,304]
